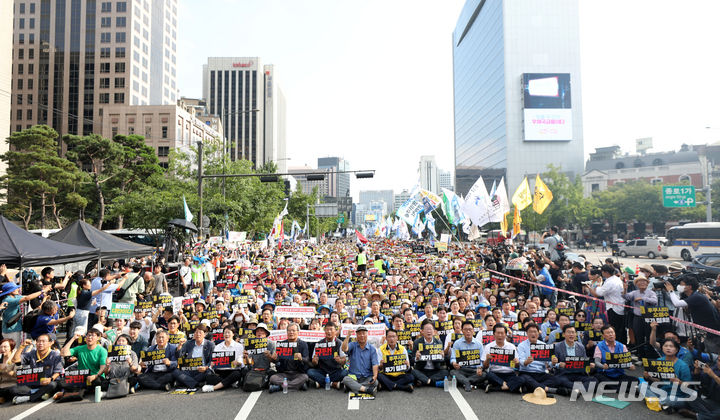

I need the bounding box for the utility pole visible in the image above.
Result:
[197,141,203,238]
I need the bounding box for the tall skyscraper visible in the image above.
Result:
[438,170,454,192]
[10,0,178,137]
[0,0,12,178]
[318,157,350,198]
[202,57,287,172]
[452,0,584,196]
[419,155,439,194]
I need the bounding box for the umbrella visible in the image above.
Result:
[168,218,198,233]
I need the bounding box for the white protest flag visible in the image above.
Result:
[468,224,481,241]
[425,212,437,237]
[396,186,424,226]
[412,216,425,238]
[462,176,492,227]
[489,177,511,223]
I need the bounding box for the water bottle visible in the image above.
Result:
[325,374,331,391]
[94,385,102,403]
[282,377,288,394]
[451,375,457,391]
[443,376,449,392]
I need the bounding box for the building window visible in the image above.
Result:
[116,32,126,43]
[17,79,23,90]
[112,126,118,137]
[27,64,33,74]
[101,2,111,12]
[651,178,662,185]
[26,109,32,120]
[161,126,168,138]
[159,162,168,169]
[145,126,151,138]
[615,162,625,169]
[17,64,23,74]
[28,33,34,44]
[27,94,32,104]
[114,93,124,103]
[16,109,22,120]
[115,62,125,73]
[101,32,111,43]
[158,146,169,157]
[19,3,25,13]
[115,47,125,58]
[679,175,691,184]
[128,126,134,134]
[100,47,110,58]
[29,3,35,13]
[114,77,125,88]
[28,49,33,59]
[18,34,24,44]
[27,79,32,89]
[101,17,111,27]
[16,94,22,105]
[18,48,24,59]
[100,63,110,73]
[99,93,110,103]
[117,1,127,12]
[99,78,110,88]
[116,17,126,27]
[29,18,34,29]
[19,19,25,29]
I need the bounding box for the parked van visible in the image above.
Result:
[618,237,668,259]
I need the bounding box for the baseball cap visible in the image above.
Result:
[356,326,368,332]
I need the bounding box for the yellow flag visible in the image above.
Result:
[511,177,532,210]
[500,211,509,236]
[533,174,554,214]
[512,207,522,238]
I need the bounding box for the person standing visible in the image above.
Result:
[341,326,379,395]
[586,264,626,344]
[356,247,368,272]
[1,282,50,345]
[179,258,192,296]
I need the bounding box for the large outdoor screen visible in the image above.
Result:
[522,73,572,141]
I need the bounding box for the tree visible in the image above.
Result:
[64,134,123,229]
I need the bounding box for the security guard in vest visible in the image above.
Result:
[373,255,388,279]
[378,329,415,392]
[356,246,368,272]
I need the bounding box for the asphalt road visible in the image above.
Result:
[5,385,660,420]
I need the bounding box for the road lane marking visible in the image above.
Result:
[347,392,359,410]
[449,387,479,420]
[9,399,54,420]
[235,390,262,420]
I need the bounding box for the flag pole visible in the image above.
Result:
[434,211,462,243]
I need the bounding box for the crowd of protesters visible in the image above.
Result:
[0,230,720,419]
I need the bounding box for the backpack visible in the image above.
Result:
[554,235,566,251]
[22,307,41,333]
[242,370,266,392]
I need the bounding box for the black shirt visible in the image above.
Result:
[76,289,93,311]
[683,292,720,330]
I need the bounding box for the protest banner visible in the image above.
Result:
[274,306,316,319]
[211,328,224,344]
[268,329,288,342]
[153,293,173,308]
[340,323,386,338]
[511,330,528,345]
[179,357,204,371]
[168,333,184,345]
[141,349,167,366]
[313,341,338,359]
[488,347,515,367]
[135,300,153,313]
[298,330,325,343]
[469,319,484,334]
[574,321,593,331]
[641,306,671,324]
[455,349,482,367]
[107,344,131,362]
[383,353,408,373]
[480,330,494,345]
[63,369,89,387]
[564,356,591,373]
[349,392,375,400]
[244,337,269,356]
[16,366,43,386]
[397,329,413,348]
[109,302,134,320]
[642,358,675,379]
[416,342,444,362]
[529,343,554,362]
[556,307,575,320]
[605,351,633,369]
[211,351,236,370]
[275,341,299,359]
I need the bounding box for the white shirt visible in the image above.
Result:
[481,340,518,374]
[594,275,625,314]
[214,340,245,368]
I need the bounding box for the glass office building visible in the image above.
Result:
[453,0,584,196]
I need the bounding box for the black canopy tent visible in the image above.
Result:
[0,216,99,267]
[49,220,154,261]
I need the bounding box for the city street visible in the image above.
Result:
[5,386,653,420]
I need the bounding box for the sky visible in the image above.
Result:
[176,0,720,200]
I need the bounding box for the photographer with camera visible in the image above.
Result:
[664,275,720,354]
[586,264,627,344]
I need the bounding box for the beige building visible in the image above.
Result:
[99,100,223,168]
[0,0,12,177]
[10,0,178,139]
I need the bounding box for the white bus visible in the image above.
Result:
[666,222,720,261]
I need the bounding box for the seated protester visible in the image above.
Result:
[648,322,692,367]
[545,314,571,345]
[449,320,485,392]
[244,322,277,388]
[444,318,464,357]
[152,306,175,332]
[500,301,517,323]
[153,315,186,346]
[0,338,16,403]
[583,317,605,358]
[9,335,63,405]
[517,323,557,393]
[552,324,597,394]
[307,322,347,389]
[60,329,109,392]
[105,334,142,395]
[202,326,244,392]
[481,324,522,393]
[417,302,437,322]
[260,306,277,329]
[642,338,693,410]
[137,329,178,391]
[364,301,389,327]
[173,324,214,389]
[412,319,448,387]
[341,325,379,395]
[434,307,453,347]
[540,310,559,340]
[269,323,310,393]
[377,329,413,392]
[128,321,149,356]
[687,357,720,420]
[31,301,75,340]
[593,325,637,387]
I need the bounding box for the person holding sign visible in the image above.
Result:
[269,323,310,393]
[593,325,636,388]
[61,329,108,390]
[449,321,485,392]
[481,324,522,393]
[377,329,413,392]
[105,335,141,396]
[203,326,244,393]
[642,338,693,407]
[517,323,557,393]
[623,275,658,349]
[412,320,448,387]
[307,322,347,389]
[545,314,571,345]
[552,324,597,394]
[174,324,215,389]
[8,334,63,405]
[137,330,178,391]
[341,325,379,395]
